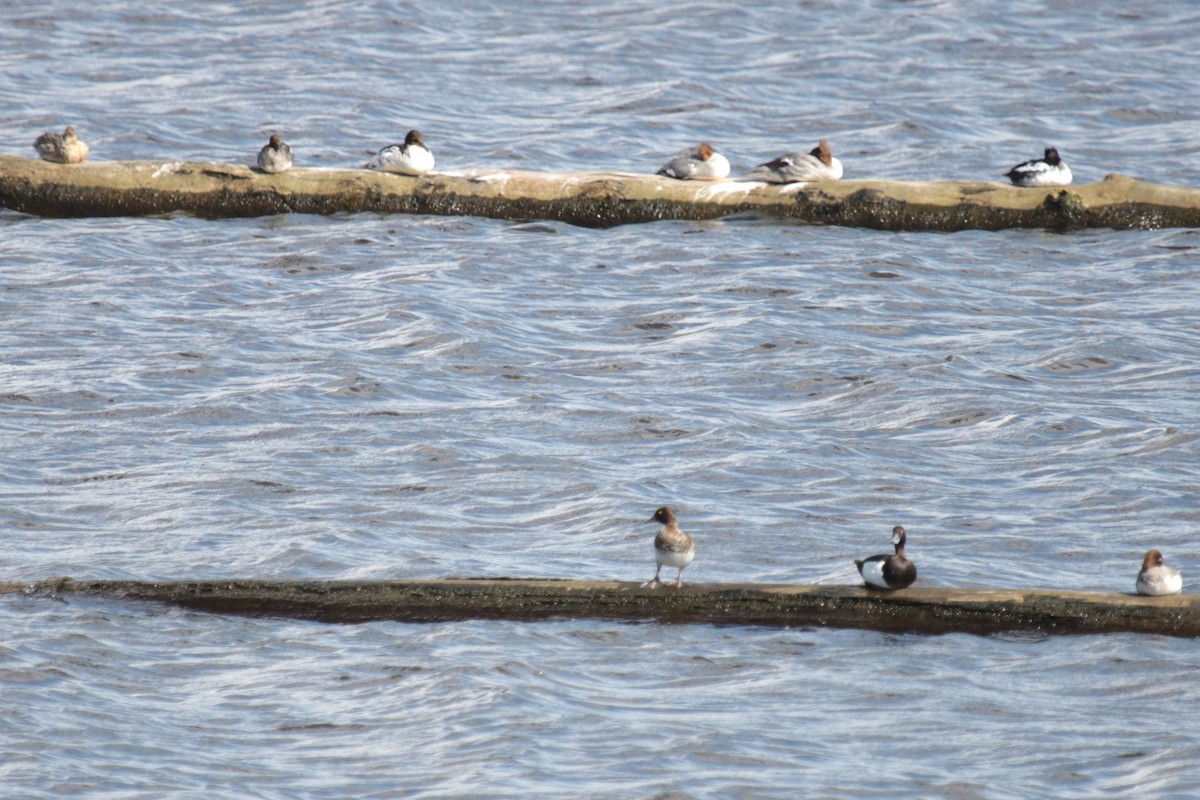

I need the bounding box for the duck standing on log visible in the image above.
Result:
[855,525,917,590]
[1005,146,1072,187]
[368,129,435,175]
[33,126,89,164]
[641,506,695,589]
[656,142,730,180]
[1136,549,1182,596]
[256,134,293,174]
[749,138,843,183]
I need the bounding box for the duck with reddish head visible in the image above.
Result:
[257,134,293,174]
[1136,549,1182,596]
[656,142,730,181]
[750,138,843,183]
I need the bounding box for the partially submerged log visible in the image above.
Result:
[5,577,1198,637]
[2,154,1199,230]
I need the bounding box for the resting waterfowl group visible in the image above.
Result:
[632,509,1181,597]
[24,122,1087,190]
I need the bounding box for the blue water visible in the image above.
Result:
[3,1,1200,797]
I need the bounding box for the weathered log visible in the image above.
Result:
[2,154,1199,230]
[4,577,1198,637]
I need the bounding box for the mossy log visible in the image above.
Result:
[2,154,1200,230]
[5,577,1198,637]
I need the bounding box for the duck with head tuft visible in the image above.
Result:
[749,138,843,183]
[1136,548,1182,596]
[640,506,695,589]
[655,142,730,181]
[855,525,917,590]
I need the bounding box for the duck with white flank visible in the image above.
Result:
[640,506,695,589]
[33,126,89,164]
[656,142,730,181]
[257,134,293,174]
[1005,147,1072,187]
[1136,549,1182,596]
[855,525,917,590]
[749,139,843,183]
[368,129,435,176]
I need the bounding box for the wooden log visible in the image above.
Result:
[4,577,1198,637]
[2,154,1200,230]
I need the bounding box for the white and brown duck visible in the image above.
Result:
[34,126,89,164]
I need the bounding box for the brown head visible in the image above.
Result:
[1142,549,1164,570]
[63,126,77,140]
[1043,147,1061,165]
[268,134,282,149]
[649,506,677,525]
[891,525,907,552]
[809,139,833,166]
[697,142,715,161]
[405,130,426,147]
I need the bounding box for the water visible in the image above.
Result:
[2,1,1200,797]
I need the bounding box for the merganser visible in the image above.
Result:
[1136,549,1182,596]
[656,142,730,181]
[750,138,843,182]
[257,134,293,174]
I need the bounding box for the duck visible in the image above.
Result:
[256,134,293,174]
[855,525,917,590]
[33,126,89,164]
[1136,549,1182,596]
[1005,147,1072,187]
[367,129,435,175]
[656,142,730,181]
[749,139,843,183]
[640,506,696,589]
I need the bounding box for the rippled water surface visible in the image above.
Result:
[3,1,1200,798]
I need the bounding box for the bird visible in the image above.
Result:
[367,129,435,175]
[656,142,730,181]
[1136,549,1182,596]
[33,126,89,164]
[256,134,293,174]
[640,506,695,589]
[855,525,917,590]
[749,139,843,183]
[1005,147,1072,187]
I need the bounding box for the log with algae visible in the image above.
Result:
[2,154,1200,230]
[4,577,1200,637]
